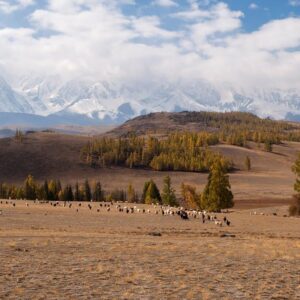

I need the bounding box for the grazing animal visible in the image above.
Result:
[226,220,231,226]
[180,211,189,220]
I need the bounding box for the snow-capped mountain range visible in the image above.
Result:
[1,75,300,126]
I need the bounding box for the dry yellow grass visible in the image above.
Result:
[0,201,300,299]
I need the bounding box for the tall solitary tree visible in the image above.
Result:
[162,176,177,206]
[201,159,234,212]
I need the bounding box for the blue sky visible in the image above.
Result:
[0,0,300,95]
[1,1,300,32]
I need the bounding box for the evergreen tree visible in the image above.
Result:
[42,180,49,200]
[93,181,103,202]
[63,185,74,201]
[161,176,177,206]
[74,182,81,201]
[201,159,234,212]
[245,156,251,171]
[181,183,200,209]
[84,179,92,201]
[141,181,151,202]
[144,180,161,204]
[127,183,136,203]
[24,175,37,200]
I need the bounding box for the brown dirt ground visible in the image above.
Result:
[0,201,300,299]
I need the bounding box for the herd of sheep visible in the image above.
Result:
[0,199,232,227]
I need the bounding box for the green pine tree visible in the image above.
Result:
[161,176,177,206]
[144,180,161,204]
[93,181,103,201]
[201,159,234,212]
[84,179,92,201]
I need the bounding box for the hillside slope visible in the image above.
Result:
[0,130,298,202]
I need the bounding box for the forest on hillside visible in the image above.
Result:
[81,132,233,172]
[81,112,300,172]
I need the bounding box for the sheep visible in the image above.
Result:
[214,220,222,227]
[179,210,189,220]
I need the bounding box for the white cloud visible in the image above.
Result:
[0,0,299,93]
[0,0,34,14]
[249,3,258,10]
[152,0,177,7]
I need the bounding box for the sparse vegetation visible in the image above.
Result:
[291,154,300,216]
[289,195,300,216]
[245,156,251,171]
[15,129,24,142]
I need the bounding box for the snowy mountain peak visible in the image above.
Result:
[1,75,300,125]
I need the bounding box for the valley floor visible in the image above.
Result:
[0,201,300,299]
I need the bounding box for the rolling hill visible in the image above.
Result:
[0,111,299,205]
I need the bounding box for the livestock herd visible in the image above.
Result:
[0,199,232,227]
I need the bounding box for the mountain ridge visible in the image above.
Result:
[1,75,300,126]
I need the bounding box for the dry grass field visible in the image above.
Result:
[0,201,299,299]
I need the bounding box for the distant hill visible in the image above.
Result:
[107,111,300,137]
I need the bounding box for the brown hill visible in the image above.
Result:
[0,130,299,206]
[106,111,300,137]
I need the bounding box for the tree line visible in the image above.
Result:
[0,157,234,212]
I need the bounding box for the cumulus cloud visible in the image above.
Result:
[0,0,35,13]
[0,0,299,92]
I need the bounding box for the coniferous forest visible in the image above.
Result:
[81,112,300,173]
